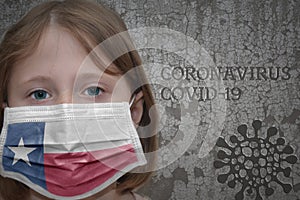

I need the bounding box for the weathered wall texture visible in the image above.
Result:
[1,0,299,200]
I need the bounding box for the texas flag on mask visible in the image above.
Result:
[0,103,147,199]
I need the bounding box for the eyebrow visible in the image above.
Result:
[77,72,104,79]
[77,71,121,79]
[22,75,52,84]
[75,72,117,86]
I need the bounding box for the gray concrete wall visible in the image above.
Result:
[1,0,299,199]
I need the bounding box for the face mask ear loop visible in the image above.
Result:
[129,94,136,108]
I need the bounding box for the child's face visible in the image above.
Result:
[7,26,131,107]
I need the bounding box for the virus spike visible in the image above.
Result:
[282,145,294,154]
[214,160,228,169]
[216,137,232,149]
[282,167,291,177]
[252,120,262,131]
[282,183,292,193]
[235,186,246,200]
[217,150,231,159]
[230,135,239,144]
[217,173,230,183]
[285,155,298,164]
[228,179,236,188]
[267,127,277,139]
[276,137,285,145]
[273,176,293,193]
[237,124,247,138]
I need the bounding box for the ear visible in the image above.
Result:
[130,91,144,127]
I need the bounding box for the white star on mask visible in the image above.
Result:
[8,137,36,167]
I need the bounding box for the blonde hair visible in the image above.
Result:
[0,0,158,199]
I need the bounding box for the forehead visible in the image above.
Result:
[12,25,120,79]
[12,25,87,75]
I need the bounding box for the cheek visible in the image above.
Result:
[6,68,25,107]
[111,90,131,102]
[6,92,26,107]
[6,79,31,107]
[109,85,131,103]
[6,81,19,107]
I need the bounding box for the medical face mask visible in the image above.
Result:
[0,102,147,199]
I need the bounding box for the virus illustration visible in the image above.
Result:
[214,120,298,200]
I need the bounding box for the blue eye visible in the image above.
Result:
[84,87,103,96]
[31,90,50,100]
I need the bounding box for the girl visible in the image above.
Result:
[0,0,157,199]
